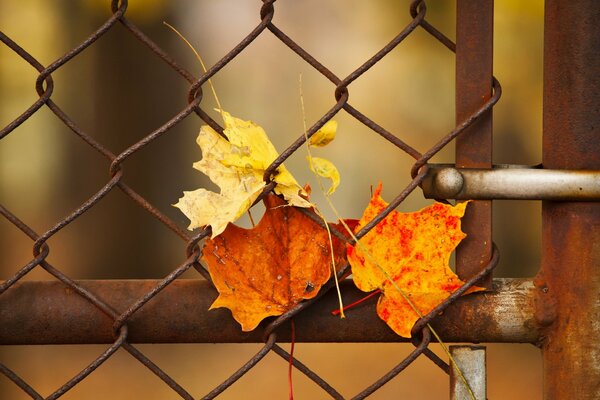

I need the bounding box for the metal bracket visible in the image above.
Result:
[422,165,600,201]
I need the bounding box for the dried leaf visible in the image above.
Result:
[202,194,350,331]
[348,183,483,337]
[175,111,311,238]
[309,120,337,147]
[308,157,340,195]
[305,120,340,194]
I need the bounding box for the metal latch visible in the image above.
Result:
[421,165,600,201]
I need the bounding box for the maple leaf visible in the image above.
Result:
[202,194,350,331]
[347,183,484,338]
[174,111,312,238]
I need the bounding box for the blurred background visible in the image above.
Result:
[1,0,543,398]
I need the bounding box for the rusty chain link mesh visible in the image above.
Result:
[0,0,502,398]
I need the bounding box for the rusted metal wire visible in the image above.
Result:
[0,362,43,400]
[0,0,550,397]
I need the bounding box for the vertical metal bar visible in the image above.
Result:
[449,346,487,400]
[455,0,494,289]
[538,1,600,398]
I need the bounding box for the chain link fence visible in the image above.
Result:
[2,0,597,398]
[0,0,501,397]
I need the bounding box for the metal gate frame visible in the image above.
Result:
[1,0,599,399]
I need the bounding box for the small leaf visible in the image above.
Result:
[308,157,340,195]
[309,120,337,147]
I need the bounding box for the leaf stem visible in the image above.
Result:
[247,209,256,227]
[163,21,224,118]
[288,319,295,400]
[331,289,381,316]
[299,74,345,318]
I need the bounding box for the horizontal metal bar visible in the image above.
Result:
[0,278,540,344]
[422,165,600,200]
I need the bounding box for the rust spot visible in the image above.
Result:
[533,280,557,328]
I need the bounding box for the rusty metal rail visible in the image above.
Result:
[0,0,598,398]
[538,1,600,398]
[0,278,540,345]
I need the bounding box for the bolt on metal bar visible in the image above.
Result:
[455,0,494,290]
[0,278,541,345]
[538,0,600,398]
[449,346,486,400]
[421,165,600,200]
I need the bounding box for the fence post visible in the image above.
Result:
[454,3,492,398]
[538,1,600,398]
[455,0,494,290]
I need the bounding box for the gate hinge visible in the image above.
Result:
[421,165,600,201]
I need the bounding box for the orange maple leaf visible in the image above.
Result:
[202,194,351,331]
[347,183,484,338]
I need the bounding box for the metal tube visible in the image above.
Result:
[0,279,540,344]
[422,166,600,200]
[450,346,486,400]
[455,0,494,289]
[538,1,600,398]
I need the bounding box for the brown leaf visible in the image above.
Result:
[202,194,350,331]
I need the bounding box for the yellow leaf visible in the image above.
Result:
[309,120,337,147]
[219,112,279,170]
[174,188,260,238]
[175,111,311,238]
[308,156,340,195]
[174,124,265,237]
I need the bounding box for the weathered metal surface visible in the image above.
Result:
[538,1,600,398]
[455,0,493,289]
[0,279,540,344]
[450,346,486,400]
[422,165,600,200]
